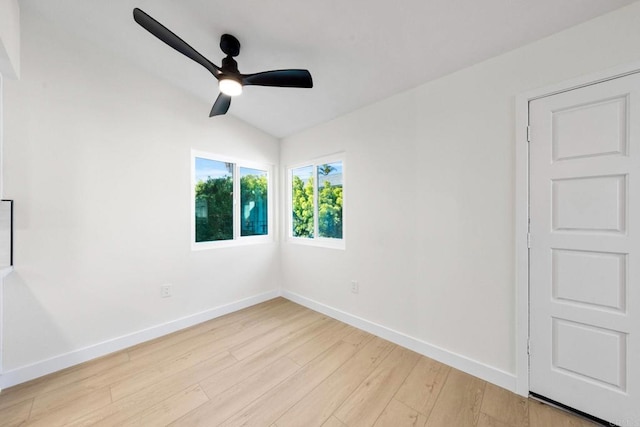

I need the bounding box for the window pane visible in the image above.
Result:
[291,165,314,238]
[194,158,234,242]
[240,167,268,236]
[317,162,343,239]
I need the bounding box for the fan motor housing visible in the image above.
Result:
[221,56,239,74]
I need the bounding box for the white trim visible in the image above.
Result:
[287,235,346,250]
[519,60,640,103]
[514,92,530,397]
[0,72,4,198]
[282,290,517,392]
[0,289,280,389]
[0,72,4,382]
[514,60,640,398]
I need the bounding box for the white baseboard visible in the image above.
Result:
[0,289,280,390]
[282,290,517,392]
[0,288,517,393]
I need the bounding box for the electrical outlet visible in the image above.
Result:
[160,284,172,298]
[351,280,359,294]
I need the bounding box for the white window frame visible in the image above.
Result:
[286,153,345,250]
[191,150,273,250]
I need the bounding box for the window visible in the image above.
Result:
[291,165,315,238]
[289,156,344,248]
[192,151,271,248]
[194,158,234,242]
[240,167,268,237]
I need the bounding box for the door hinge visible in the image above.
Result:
[527,233,531,248]
[526,125,531,142]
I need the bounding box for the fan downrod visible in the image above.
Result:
[220,34,240,57]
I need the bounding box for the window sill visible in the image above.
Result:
[286,237,345,250]
[192,236,274,251]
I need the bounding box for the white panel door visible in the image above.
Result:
[530,73,640,426]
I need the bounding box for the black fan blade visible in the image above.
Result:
[133,8,221,77]
[241,69,313,88]
[210,93,231,117]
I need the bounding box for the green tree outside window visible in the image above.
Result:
[195,175,233,242]
[291,161,343,240]
[292,168,315,238]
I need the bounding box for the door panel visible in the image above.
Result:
[552,248,626,310]
[552,318,626,389]
[552,174,626,232]
[529,73,640,426]
[552,96,628,161]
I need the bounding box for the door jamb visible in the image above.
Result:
[515,60,640,397]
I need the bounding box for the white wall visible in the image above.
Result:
[280,1,640,387]
[0,0,20,79]
[1,9,280,384]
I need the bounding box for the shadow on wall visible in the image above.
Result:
[0,200,12,268]
[2,273,74,379]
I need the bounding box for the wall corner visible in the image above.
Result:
[0,0,20,80]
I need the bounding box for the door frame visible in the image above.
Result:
[514,60,640,397]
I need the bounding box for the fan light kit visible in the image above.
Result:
[219,78,242,96]
[133,8,313,116]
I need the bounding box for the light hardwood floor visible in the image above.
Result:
[0,298,597,426]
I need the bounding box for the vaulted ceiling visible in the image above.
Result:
[21,0,638,137]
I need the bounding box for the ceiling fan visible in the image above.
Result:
[132,8,313,117]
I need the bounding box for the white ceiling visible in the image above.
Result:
[20,0,638,138]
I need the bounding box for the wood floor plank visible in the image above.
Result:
[480,383,528,426]
[373,399,427,427]
[106,303,308,402]
[320,416,347,427]
[24,387,111,427]
[476,413,513,427]
[342,328,374,345]
[120,384,209,426]
[276,336,395,427]
[394,356,450,418]
[229,309,325,360]
[27,330,236,416]
[199,316,339,397]
[110,344,231,401]
[172,357,300,426]
[126,298,289,362]
[126,301,306,370]
[220,335,372,426]
[333,345,421,427]
[528,400,597,427]
[0,398,33,427]
[29,380,101,421]
[287,321,352,366]
[66,351,237,427]
[424,369,486,427]
[322,415,346,427]
[0,351,129,412]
